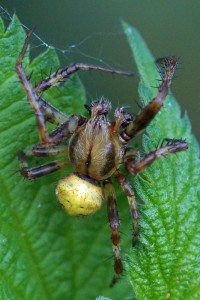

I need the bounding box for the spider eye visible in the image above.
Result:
[56,174,103,216]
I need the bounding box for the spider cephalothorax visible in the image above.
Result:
[16,31,188,286]
[69,98,125,180]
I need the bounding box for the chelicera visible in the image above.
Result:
[16,31,188,286]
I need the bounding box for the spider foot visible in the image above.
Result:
[109,274,121,288]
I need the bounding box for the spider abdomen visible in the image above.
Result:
[69,118,124,180]
[56,174,103,216]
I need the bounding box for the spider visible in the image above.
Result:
[16,31,188,286]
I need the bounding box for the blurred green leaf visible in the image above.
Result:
[0,15,133,300]
[123,21,200,300]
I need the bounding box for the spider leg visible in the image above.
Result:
[18,150,69,179]
[34,63,133,94]
[37,96,69,125]
[25,144,69,157]
[16,30,73,126]
[16,30,52,145]
[103,179,122,287]
[116,172,139,246]
[125,139,188,176]
[48,115,86,144]
[119,57,177,144]
[16,31,86,145]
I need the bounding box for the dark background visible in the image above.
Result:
[1,0,200,140]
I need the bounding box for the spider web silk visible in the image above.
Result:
[0,5,130,70]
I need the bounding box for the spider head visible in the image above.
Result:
[56,173,103,216]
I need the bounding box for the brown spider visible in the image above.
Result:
[16,31,188,286]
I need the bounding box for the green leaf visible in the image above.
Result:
[123,22,200,299]
[0,16,133,300]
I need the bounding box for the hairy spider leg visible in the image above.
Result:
[48,115,86,144]
[116,172,139,246]
[15,29,72,127]
[16,31,86,146]
[16,30,50,145]
[125,139,188,176]
[120,56,177,144]
[24,144,69,157]
[33,63,133,123]
[18,149,70,180]
[103,179,122,287]
[119,139,188,246]
[33,63,133,94]
[36,96,69,125]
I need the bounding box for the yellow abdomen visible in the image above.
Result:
[56,174,103,216]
